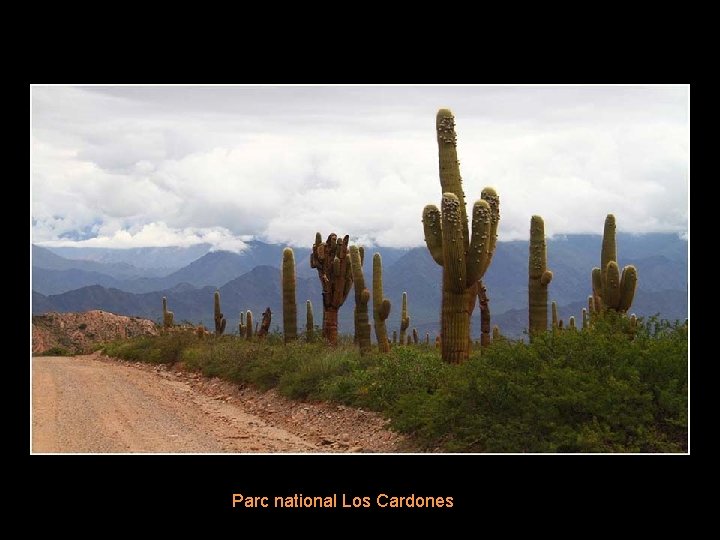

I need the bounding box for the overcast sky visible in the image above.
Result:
[31,85,689,251]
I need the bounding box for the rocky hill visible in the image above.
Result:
[32,310,158,355]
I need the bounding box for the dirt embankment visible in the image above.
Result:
[32,311,158,354]
[32,353,409,453]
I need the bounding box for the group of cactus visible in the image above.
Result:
[164,108,642,361]
[529,212,638,337]
[280,245,328,344]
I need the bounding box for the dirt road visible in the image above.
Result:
[32,354,407,453]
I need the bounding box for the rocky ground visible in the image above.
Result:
[32,310,158,354]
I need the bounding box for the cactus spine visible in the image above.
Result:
[245,310,253,339]
[399,292,410,345]
[162,296,174,329]
[528,216,553,335]
[422,109,499,363]
[372,253,391,353]
[282,248,297,343]
[306,300,314,341]
[591,215,638,313]
[349,245,371,355]
[214,290,226,336]
[310,232,353,345]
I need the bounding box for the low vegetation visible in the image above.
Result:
[103,313,687,453]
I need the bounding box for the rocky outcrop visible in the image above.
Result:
[32,310,158,354]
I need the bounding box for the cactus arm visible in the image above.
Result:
[603,261,622,309]
[480,187,500,275]
[466,199,491,286]
[350,245,371,354]
[617,265,638,313]
[422,205,444,266]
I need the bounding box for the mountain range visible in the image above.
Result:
[31,233,688,339]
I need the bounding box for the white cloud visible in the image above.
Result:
[38,222,248,252]
[31,85,689,248]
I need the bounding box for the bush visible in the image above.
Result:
[102,316,687,453]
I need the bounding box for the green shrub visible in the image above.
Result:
[102,316,688,453]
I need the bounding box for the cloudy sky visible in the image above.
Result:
[31,85,689,251]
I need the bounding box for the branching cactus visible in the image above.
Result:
[245,310,253,339]
[422,109,499,363]
[258,307,271,339]
[528,216,553,335]
[350,245,371,355]
[282,248,297,343]
[310,232,353,345]
[306,300,314,341]
[372,253,391,353]
[214,291,226,336]
[162,296,174,329]
[399,292,410,345]
[591,215,638,313]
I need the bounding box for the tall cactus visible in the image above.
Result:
[528,215,553,335]
[399,292,410,345]
[422,109,499,363]
[306,300,314,341]
[238,312,246,336]
[372,253,391,353]
[551,301,559,331]
[591,215,638,313]
[214,290,226,336]
[412,328,419,344]
[349,245,371,355]
[310,232,353,345]
[162,296,174,329]
[478,282,491,347]
[353,247,365,344]
[282,248,297,343]
[582,308,589,330]
[245,310,253,339]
